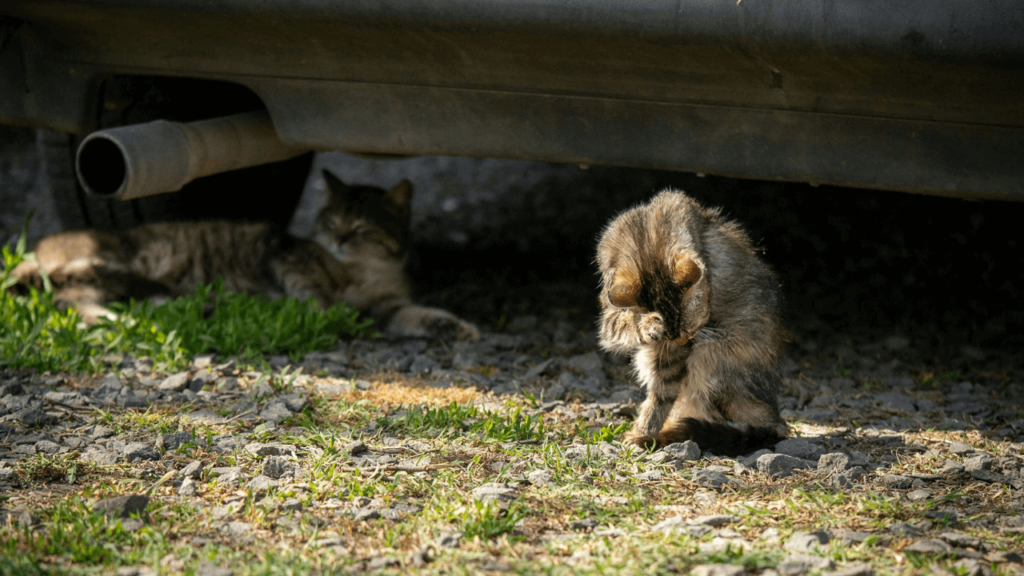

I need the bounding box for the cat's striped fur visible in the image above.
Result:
[597,190,788,456]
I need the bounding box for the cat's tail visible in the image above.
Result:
[650,417,787,457]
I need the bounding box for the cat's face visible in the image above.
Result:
[597,191,712,345]
[313,170,413,264]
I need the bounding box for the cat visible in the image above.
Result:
[596,189,788,456]
[11,170,480,342]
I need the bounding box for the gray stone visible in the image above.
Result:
[904,539,952,554]
[524,358,557,380]
[953,559,993,576]
[158,372,190,392]
[367,557,400,571]
[566,352,604,378]
[91,375,124,401]
[117,394,148,409]
[246,475,278,493]
[279,393,308,413]
[941,460,965,475]
[690,564,746,576]
[939,532,982,549]
[210,466,244,485]
[830,466,866,487]
[116,567,157,576]
[179,461,203,479]
[662,440,701,461]
[818,452,851,474]
[971,469,1005,483]
[874,392,917,413]
[93,495,149,518]
[888,523,923,537]
[777,555,833,576]
[832,563,874,576]
[571,518,599,531]
[245,443,296,457]
[408,355,441,376]
[435,531,464,548]
[832,530,873,544]
[353,507,380,521]
[42,391,86,407]
[651,515,689,534]
[637,470,665,481]
[774,438,826,460]
[907,489,932,501]
[735,449,773,473]
[344,440,367,455]
[949,442,975,455]
[881,474,913,489]
[471,482,519,506]
[693,469,730,488]
[82,447,120,465]
[964,455,994,472]
[279,498,303,512]
[34,440,60,455]
[196,562,234,576]
[159,431,194,451]
[564,441,620,461]
[262,456,292,479]
[120,442,160,462]
[219,521,252,536]
[178,478,197,496]
[527,469,554,486]
[784,531,830,553]
[260,401,293,424]
[758,453,813,479]
[924,509,958,523]
[693,514,738,527]
[186,410,227,425]
[11,407,57,426]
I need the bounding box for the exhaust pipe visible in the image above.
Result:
[75,111,309,200]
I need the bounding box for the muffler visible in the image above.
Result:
[75,111,309,200]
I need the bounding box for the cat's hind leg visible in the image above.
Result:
[386,305,480,342]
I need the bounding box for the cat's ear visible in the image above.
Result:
[322,170,348,196]
[673,253,711,336]
[671,254,702,289]
[607,269,640,308]
[385,179,413,208]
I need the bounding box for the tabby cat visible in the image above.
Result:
[597,190,788,456]
[12,170,479,341]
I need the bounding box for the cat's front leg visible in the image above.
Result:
[598,307,664,354]
[624,346,680,449]
[386,305,480,342]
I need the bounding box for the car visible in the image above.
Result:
[2,0,1022,231]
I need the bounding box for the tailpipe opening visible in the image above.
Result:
[76,136,128,197]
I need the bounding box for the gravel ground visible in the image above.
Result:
[2,126,1024,575]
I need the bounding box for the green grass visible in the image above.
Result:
[388,402,546,443]
[1,222,375,374]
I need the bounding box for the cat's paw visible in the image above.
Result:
[386,305,480,342]
[624,430,660,451]
[423,314,480,342]
[636,312,665,344]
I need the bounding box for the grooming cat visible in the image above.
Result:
[12,170,480,342]
[597,190,788,456]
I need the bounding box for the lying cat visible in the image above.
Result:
[12,170,480,342]
[597,189,788,456]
